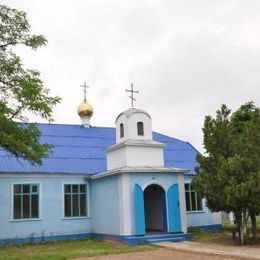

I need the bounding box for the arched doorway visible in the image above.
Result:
[144,184,167,233]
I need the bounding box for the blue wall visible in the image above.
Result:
[0,173,221,243]
[0,175,91,241]
[184,176,217,227]
[90,175,120,235]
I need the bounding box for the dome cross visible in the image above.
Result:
[125,83,139,108]
[80,81,90,102]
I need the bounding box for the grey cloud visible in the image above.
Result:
[2,0,260,152]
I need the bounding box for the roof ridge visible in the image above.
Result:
[34,122,115,129]
[0,155,105,160]
[41,135,115,139]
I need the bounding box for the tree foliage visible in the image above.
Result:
[193,102,260,244]
[0,5,61,165]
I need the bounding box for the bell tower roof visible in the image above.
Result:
[115,108,151,122]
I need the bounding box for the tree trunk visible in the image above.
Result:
[239,217,244,245]
[235,212,242,243]
[240,211,248,245]
[250,212,257,241]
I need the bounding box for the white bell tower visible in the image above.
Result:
[106,84,165,170]
[115,108,153,142]
[106,107,165,170]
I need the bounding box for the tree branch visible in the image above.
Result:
[9,105,25,120]
[0,41,18,49]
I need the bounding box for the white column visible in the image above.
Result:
[178,174,187,233]
[118,172,132,235]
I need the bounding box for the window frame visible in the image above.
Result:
[62,182,90,219]
[185,183,203,213]
[137,121,144,136]
[11,182,41,221]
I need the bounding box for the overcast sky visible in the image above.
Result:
[3,0,260,152]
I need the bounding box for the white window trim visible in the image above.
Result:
[10,181,42,222]
[184,182,204,213]
[186,210,205,214]
[62,181,90,219]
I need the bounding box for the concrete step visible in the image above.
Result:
[122,233,192,245]
[145,236,187,243]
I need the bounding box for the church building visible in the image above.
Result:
[0,90,221,244]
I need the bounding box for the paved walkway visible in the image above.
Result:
[157,241,260,260]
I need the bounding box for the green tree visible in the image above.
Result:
[193,102,260,244]
[230,103,260,241]
[0,5,61,165]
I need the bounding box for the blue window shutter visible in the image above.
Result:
[167,184,181,232]
[134,184,145,235]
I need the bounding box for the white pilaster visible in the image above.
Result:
[118,173,132,235]
[178,173,187,233]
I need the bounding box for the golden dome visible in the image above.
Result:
[77,101,93,117]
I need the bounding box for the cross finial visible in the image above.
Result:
[125,83,139,108]
[80,81,90,102]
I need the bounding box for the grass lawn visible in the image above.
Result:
[190,229,241,246]
[0,239,155,260]
[190,216,260,246]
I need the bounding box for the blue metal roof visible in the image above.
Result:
[0,124,199,175]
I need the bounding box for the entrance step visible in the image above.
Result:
[145,236,187,243]
[122,233,192,245]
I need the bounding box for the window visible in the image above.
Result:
[137,122,144,136]
[64,184,87,217]
[185,183,202,212]
[120,123,124,138]
[13,184,39,219]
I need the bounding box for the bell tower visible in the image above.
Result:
[115,108,153,143]
[106,85,165,170]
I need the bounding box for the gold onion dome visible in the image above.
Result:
[77,101,93,117]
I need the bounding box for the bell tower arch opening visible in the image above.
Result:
[137,121,144,136]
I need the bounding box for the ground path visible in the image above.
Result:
[77,248,243,259]
[159,241,260,259]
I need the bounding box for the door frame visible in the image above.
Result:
[143,183,168,233]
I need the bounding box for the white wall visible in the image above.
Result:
[107,146,127,170]
[107,144,164,170]
[115,111,152,143]
[126,145,164,167]
[108,108,165,170]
